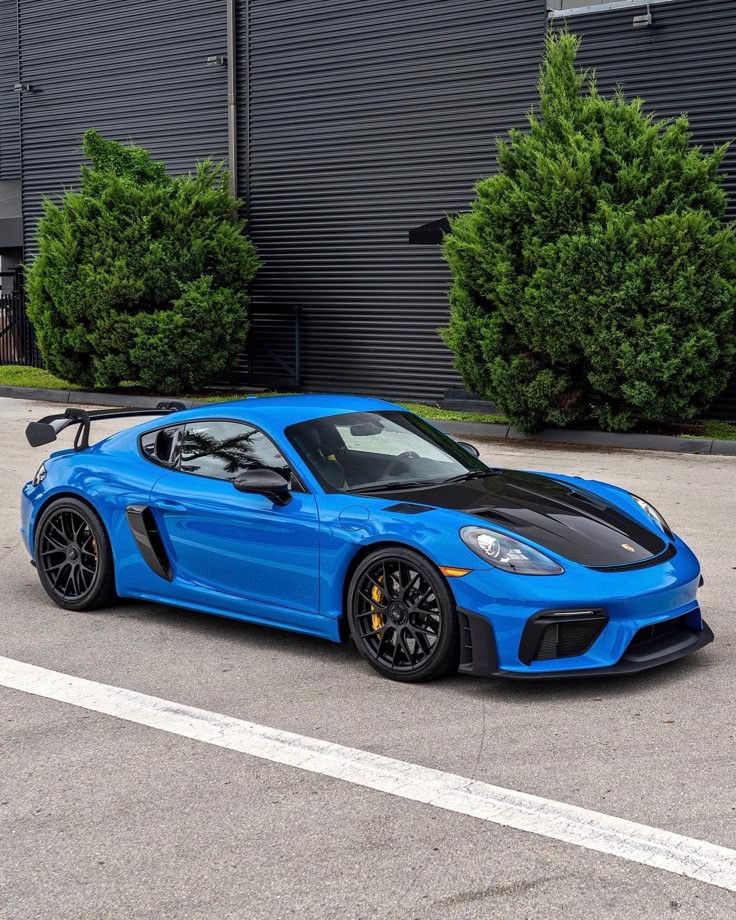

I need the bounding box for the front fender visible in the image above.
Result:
[315,496,481,621]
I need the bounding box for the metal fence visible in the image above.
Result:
[0,274,42,368]
[0,278,302,387]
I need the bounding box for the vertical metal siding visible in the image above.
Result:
[559,0,736,418]
[18,0,229,256]
[0,0,20,179]
[241,0,547,400]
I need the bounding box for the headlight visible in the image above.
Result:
[32,462,47,486]
[460,526,564,575]
[631,494,672,536]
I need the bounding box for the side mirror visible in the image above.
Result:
[456,441,480,458]
[233,468,291,505]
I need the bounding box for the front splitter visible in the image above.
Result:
[496,621,714,680]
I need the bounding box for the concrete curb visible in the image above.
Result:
[0,386,204,410]
[426,420,736,457]
[432,420,510,439]
[2,384,735,457]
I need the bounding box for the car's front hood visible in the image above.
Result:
[372,470,669,569]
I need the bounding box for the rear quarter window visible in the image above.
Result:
[140,426,183,467]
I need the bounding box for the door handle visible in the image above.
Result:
[153,499,188,513]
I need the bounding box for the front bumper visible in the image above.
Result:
[452,535,713,678]
[20,482,35,556]
[458,608,713,679]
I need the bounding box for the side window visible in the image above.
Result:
[180,420,293,482]
[140,426,183,467]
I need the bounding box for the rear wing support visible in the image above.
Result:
[25,402,187,451]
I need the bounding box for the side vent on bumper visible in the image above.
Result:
[519,610,608,664]
[126,505,173,581]
[457,609,499,677]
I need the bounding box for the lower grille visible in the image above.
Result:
[520,610,608,664]
[535,619,606,661]
[627,613,694,653]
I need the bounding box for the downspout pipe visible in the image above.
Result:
[226,0,238,198]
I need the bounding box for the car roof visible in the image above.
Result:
[164,393,403,432]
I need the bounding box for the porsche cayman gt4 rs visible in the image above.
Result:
[21,395,712,682]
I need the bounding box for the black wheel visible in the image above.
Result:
[35,497,116,611]
[347,547,460,682]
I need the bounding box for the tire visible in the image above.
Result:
[347,546,460,683]
[34,497,116,611]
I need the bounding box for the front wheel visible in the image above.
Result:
[34,497,116,611]
[347,547,460,682]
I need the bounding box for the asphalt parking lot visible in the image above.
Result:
[1,397,735,919]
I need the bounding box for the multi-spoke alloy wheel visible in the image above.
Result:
[347,547,460,682]
[35,498,115,611]
[39,508,98,600]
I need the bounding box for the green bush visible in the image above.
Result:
[442,32,736,432]
[26,130,259,393]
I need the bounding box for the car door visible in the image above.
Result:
[149,418,321,627]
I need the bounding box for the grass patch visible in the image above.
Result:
[1,365,733,439]
[191,391,272,404]
[0,365,259,403]
[0,365,79,390]
[700,419,736,441]
[679,419,736,441]
[400,402,508,425]
[195,396,509,424]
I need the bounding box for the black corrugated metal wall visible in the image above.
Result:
[558,0,736,418]
[240,0,547,399]
[0,0,20,179]
[560,1,736,219]
[17,0,229,255]
[10,0,736,416]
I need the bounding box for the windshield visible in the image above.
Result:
[285,411,488,493]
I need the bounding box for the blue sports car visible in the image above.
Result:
[21,395,712,682]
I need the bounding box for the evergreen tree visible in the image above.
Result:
[26,130,259,393]
[442,32,736,432]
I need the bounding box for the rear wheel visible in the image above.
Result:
[347,547,460,682]
[35,497,116,611]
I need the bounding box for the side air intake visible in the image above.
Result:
[126,505,173,581]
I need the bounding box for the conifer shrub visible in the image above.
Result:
[26,130,259,393]
[442,32,736,432]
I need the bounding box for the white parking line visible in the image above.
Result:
[2,654,735,893]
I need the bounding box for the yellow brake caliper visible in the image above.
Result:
[370,581,385,632]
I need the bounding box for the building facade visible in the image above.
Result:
[1,0,734,416]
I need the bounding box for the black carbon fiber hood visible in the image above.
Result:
[375,470,668,568]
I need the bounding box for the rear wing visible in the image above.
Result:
[25,402,187,451]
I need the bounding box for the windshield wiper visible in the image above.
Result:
[348,471,498,494]
[440,470,497,485]
[347,478,442,494]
